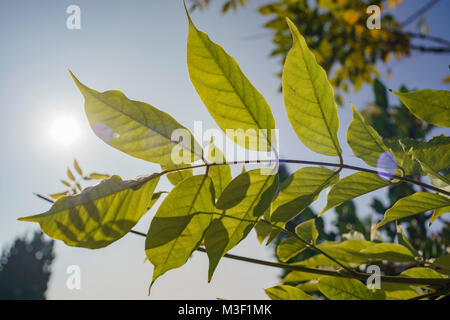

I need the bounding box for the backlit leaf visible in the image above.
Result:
[265,285,314,300]
[70,72,203,166]
[321,172,391,215]
[204,170,278,281]
[277,237,307,262]
[161,163,193,186]
[186,12,276,151]
[347,104,389,167]
[375,192,450,229]
[282,18,341,156]
[19,174,160,249]
[145,175,215,287]
[360,243,415,262]
[392,89,450,127]
[206,142,232,198]
[318,276,377,300]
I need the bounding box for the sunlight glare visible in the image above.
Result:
[50,116,81,146]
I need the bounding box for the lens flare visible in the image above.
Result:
[377,151,397,180]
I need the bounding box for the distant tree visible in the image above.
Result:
[191,0,450,103]
[0,231,55,300]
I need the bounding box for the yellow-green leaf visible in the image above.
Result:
[70,71,203,166]
[48,191,69,200]
[67,168,75,181]
[430,206,450,226]
[277,237,307,262]
[347,104,389,167]
[271,168,338,224]
[318,276,377,300]
[392,89,450,127]
[400,267,443,279]
[411,135,450,184]
[145,175,215,287]
[86,173,111,180]
[376,192,450,229]
[206,142,232,198]
[186,13,276,151]
[321,172,391,215]
[431,254,450,275]
[161,163,193,186]
[295,219,318,244]
[73,159,83,176]
[204,170,278,281]
[360,243,415,262]
[282,18,341,156]
[19,174,160,249]
[265,285,314,300]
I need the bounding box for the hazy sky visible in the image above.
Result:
[0,0,449,299]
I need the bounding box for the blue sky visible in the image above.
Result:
[0,0,449,299]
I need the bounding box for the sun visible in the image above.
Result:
[50,116,81,146]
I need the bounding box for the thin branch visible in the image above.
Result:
[400,0,440,27]
[36,198,450,288]
[128,229,450,288]
[159,159,450,196]
[410,45,450,53]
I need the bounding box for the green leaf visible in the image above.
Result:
[296,281,319,292]
[318,276,377,300]
[411,135,450,183]
[321,172,391,215]
[206,142,232,198]
[60,180,71,187]
[161,163,193,186]
[431,254,450,275]
[67,168,75,181]
[380,283,420,300]
[277,237,307,262]
[430,206,450,226]
[359,243,415,262]
[70,71,203,166]
[318,240,376,265]
[271,167,339,224]
[400,267,443,279]
[85,173,111,180]
[265,285,314,300]
[375,192,450,229]
[186,13,276,151]
[282,18,341,156]
[384,138,420,176]
[145,175,215,287]
[48,191,69,200]
[19,174,160,249]
[295,219,318,244]
[254,219,273,244]
[73,159,83,176]
[204,170,278,281]
[347,104,389,167]
[391,89,450,127]
[396,224,419,257]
